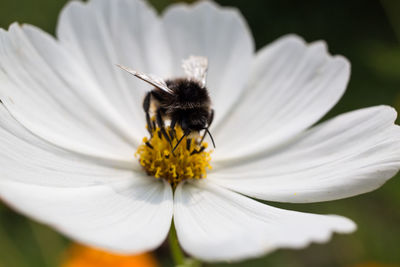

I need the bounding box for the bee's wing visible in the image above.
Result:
[116,64,174,94]
[182,56,208,87]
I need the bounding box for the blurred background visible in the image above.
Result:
[0,0,399,266]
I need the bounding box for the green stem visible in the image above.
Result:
[168,221,202,267]
[168,222,185,266]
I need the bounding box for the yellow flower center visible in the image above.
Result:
[135,125,212,187]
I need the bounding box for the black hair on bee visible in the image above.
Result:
[117,56,215,154]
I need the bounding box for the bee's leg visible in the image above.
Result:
[156,109,172,147]
[186,138,192,151]
[173,129,189,153]
[169,117,177,140]
[190,145,206,155]
[143,92,153,135]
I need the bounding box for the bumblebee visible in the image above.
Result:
[117,56,215,153]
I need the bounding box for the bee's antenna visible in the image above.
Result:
[205,128,216,148]
[172,132,188,153]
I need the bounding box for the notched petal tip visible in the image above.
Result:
[174,182,360,262]
[367,105,399,124]
[162,0,255,52]
[329,215,357,234]
[163,0,226,15]
[7,22,21,32]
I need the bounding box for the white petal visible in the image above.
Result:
[210,106,400,203]
[0,104,139,187]
[57,0,171,138]
[162,1,254,128]
[0,103,173,252]
[0,24,137,162]
[0,177,173,254]
[174,180,355,262]
[213,35,350,161]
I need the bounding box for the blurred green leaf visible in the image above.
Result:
[381,0,400,42]
[362,42,400,82]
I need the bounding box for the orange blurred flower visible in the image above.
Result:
[61,244,158,267]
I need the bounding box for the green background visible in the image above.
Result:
[0,0,399,266]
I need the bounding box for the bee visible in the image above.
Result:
[117,56,215,153]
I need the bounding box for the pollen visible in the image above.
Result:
[135,125,212,187]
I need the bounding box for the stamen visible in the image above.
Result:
[136,124,212,187]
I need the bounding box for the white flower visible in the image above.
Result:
[0,0,399,262]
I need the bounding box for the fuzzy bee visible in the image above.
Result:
[117,56,215,153]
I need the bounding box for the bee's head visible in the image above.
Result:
[181,109,209,132]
